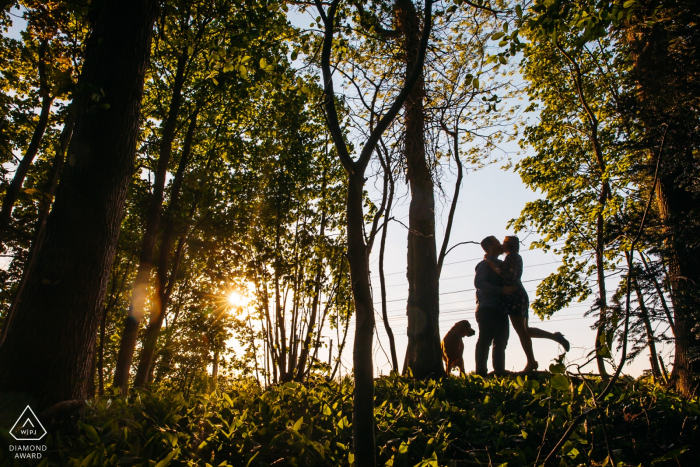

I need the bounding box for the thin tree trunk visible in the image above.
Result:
[556,42,611,377]
[639,252,674,336]
[295,172,329,380]
[113,50,189,393]
[98,256,135,395]
[632,276,662,379]
[437,120,464,276]
[153,276,189,383]
[0,111,75,346]
[395,0,443,379]
[377,149,399,373]
[0,40,53,247]
[133,110,198,387]
[210,349,219,392]
[0,0,158,409]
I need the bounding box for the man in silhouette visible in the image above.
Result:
[474,236,517,376]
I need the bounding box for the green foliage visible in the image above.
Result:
[1,374,697,466]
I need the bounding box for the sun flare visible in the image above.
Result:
[227,291,247,308]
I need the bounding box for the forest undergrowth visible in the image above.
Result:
[1,370,697,467]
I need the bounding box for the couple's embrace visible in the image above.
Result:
[474,235,570,376]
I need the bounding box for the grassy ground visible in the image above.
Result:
[1,372,698,466]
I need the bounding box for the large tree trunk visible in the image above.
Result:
[347,172,376,467]
[0,40,53,247]
[626,5,700,397]
[0,0,158,409]
[656,177,700,395]
[112,51,188,393]
[0,111,74,346]
[395,0,443,379]
[133,110,198,387]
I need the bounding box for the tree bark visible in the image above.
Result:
[395,0,443,379]
[133,109,198,387]
[112,50,188,393]
[626,7,700,397]
[0,0,158,409]
[347,172,376,467]
[0,110,75,346]
[0,40,53,247]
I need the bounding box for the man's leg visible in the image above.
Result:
[475,308,497,376]
[492,312,510,373]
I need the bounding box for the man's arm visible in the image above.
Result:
[475,263,518,295]
[474,263,502,295]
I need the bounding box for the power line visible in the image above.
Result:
[378,260,563,288]
[370,242,566,278]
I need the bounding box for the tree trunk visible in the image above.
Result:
[0,0,158,409]
[347,172,376,467]
[295,172,329,381]
[210,349,219,392]
[133,110,198,387]
[0,111,75,346]
[632,276,662,379]
[656,177,700,395]
[0,40,53,247]
[112,50,188,393]
[378,152,399,373]
[395,0,443,379]
[626,11,700,397]
[640,252,675,336]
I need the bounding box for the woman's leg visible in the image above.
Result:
[509,315,538,369]
[526,318,570,351]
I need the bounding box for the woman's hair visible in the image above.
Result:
[503,236,520,253]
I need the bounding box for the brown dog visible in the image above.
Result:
[441,320,476,375]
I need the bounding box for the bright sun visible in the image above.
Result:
[227,291,246,307]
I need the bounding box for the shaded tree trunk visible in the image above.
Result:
[346,172,376,467]
[210,349,219,392]
[0,40,53,247]
[133,110,198,387]
[0,111,75,346]
[626,8,700,396]
[377,148,399,373]
[0,0,159,409]
[395,0,443,379]
[632,276,662,379]
[112,50,189,393]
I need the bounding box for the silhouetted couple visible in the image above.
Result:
[474,235,570,376]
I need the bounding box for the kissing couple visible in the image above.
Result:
[474,235,570,376]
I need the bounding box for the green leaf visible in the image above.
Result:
[549,363,566,374]
[550,374,570,391]
[155,449,179,467]
[292,416,304,431]
[78,421,100,443]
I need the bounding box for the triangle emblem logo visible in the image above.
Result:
[9,406,47,441]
